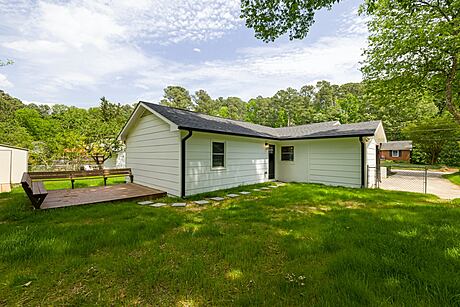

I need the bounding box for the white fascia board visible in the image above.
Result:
[118,103,179,140]
[140,102,179,132]
[374,121,387,144]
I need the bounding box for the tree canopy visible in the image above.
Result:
[362,0,460,124]
[0,92,133,170]
[240,0,340,42]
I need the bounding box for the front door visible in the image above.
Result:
[268,144,275,179]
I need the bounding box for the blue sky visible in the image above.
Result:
[0,0,367,108]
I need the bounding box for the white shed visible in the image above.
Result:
[0,144,28,193]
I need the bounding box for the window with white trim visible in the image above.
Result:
[281,146,294,161]
[212,142,225,168]
[391,150,400,157]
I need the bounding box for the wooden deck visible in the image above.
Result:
[40,183,166,209]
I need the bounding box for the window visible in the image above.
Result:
[212,142,225,168]
[391,150,400,157]
[281,146,294,161]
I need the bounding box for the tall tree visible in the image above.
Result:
[160,86,193,110]
[193,90,218,115]
[403,115,460,164]
[240,0,340,42]
[216,97,247,121]
[362,0,460,124]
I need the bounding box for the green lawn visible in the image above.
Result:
[443,172,460,186]
[1,181,459,305]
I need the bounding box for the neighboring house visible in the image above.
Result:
[0,144,28,193]
[380,141,412,162]
[118,102,387,197]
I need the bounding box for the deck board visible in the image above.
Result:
[40,183,166,209]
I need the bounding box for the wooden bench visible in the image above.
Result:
[21,173,48,209]
[28,168,134,189]
[21,168,134,209]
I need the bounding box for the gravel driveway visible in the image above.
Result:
[379,169,460,200]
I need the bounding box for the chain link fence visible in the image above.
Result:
[369,164,428,194]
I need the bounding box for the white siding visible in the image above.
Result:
[366,138,377,188]
[0,146,28,184]
[0,145,28,192]
[0,150,11,185]
[275,137,362,188]
[185,132,269,195]
[125,111,181,196]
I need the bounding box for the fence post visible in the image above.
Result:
[424,166,428,194]
[367,165,370,188]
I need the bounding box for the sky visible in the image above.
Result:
[0,0,368,108]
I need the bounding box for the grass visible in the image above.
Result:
[381,161,458,172]
[443,172,460,186]
[1,180,460,305]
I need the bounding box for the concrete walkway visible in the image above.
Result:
[380,170,460,200]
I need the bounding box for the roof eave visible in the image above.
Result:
[178,127,376,141]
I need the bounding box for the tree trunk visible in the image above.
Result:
[445,56,460,124]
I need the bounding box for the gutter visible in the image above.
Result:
[181,130,193,198]
[360,136,365,188]
[177,126,374,141]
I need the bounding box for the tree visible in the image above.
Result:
[364,80,439,140]
[193,90,218,115]
[84,133,123,169]
[0,59,13,67]
[0,120,32,148]
[403,115,460,165]
[160,86,193,110]
[246,96,275,126]
[83,97,130,169]
[215,97,247,121]
[362,0,460,124]
[0,90,24,122]
[240,0,340,42]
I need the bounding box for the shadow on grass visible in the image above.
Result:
[0,182,459,305]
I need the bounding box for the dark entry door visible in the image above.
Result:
[268,145,275,179]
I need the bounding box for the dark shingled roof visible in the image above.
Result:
[380,141,412,151]
[141,102,381,140]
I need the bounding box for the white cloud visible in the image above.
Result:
[0,73,13,88]
[135,34,366,100]
[114,0,242,44]
[35,2,126,49]
[0,0,367,104]
[3,40,67,53]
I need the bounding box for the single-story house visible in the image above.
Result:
[380,141,412,162]
[0,144,28,193]
[118,102,387,197]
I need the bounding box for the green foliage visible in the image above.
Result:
[443,172,460,185]
[1,182,459,304]
[362,0,460,123]
[0,120,32,149]
[0,92,132,168]
[160,86,193,110]
[0,59,13,67]
[193,89,218,115]
[439,141,460,166]
[403,115,460,164]
[240,0,340,42]
[0,90,24,122]
[216,96,247,121]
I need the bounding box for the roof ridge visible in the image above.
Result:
[139,101,381,140]
[142,101,344,132]
[140,101,278,131]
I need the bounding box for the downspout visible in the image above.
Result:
[181,130,193,198]
[360,137,365,188]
